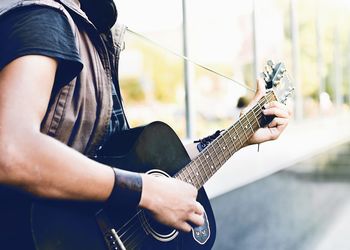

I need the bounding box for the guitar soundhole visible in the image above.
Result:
[139,209,178,242]
[140,169,179,242]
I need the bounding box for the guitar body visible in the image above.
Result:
[31,121,216,250]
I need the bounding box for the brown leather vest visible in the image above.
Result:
[0,0,126,156]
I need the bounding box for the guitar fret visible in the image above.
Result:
[175,170,184,182]
[184,164,194,185]
[201,154,212,184]
[194,163,204,188]
[238,118,249,142]
[175,90,280,191]
[227,129,238,152]
[252,104,261,127]
[242,115,252,138]
[246,111,256,134]
[217,140,228,163]
[195,158,206,187]
[262,95,270,106]
[234,125,244,148]
[206,148,217,174]
[222,133,233,155]
[212,141,225,165]
[216,140,228,162]
[211,141,223,167]
[187,162,197,185]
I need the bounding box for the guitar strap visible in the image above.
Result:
[194,130,223,152]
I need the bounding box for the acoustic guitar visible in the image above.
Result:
[30,61,292,250]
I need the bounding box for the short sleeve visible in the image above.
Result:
[0,5,83,84]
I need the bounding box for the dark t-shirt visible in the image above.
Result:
[0,5,83,84]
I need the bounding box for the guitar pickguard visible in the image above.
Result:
[192,210,211,245]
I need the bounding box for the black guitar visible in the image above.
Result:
[28,61,292,250]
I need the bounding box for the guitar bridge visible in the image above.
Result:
[96,209,126,250]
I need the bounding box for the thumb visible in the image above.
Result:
[240,78,266,117]
[254,78,266,101]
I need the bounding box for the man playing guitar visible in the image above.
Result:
[0,0,291,249]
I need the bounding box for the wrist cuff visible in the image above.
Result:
[106,168,142,209]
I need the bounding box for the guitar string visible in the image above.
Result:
[123,226,148,250]
[118,214,142,239]
[116,210,147,249]
[178,93,275,187]
[119,119,271,248]
[114,93,276,245]
[119,210,151,248]
[117,209,143,235]
[126,27,256,93]
[99,94,276,250]
[111,93,275,248]
[95,91,274,162]
[200,94,274,184]
[123,227,147,250]
[118,109,268,247]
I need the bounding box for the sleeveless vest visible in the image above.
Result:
[0,0,127,156]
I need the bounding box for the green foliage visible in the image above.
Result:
[138,42,183,102]
[120,77,145,103]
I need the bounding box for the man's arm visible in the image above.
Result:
[0,55,115,200]
[0,55,204,232]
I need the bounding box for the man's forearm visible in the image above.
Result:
[0,129,114,202]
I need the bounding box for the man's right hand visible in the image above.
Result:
[139,174,205,232]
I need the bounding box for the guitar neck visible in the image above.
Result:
[174,90,278,189]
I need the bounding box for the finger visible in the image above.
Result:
[190,201,204,215]
[264,101,288,109]
[177,222,192,233]
[242,78,266,116]
[267,126,285,140]
[267,117,288,128]
[255,78,266,97]
[193,202,204,215]
[263,107,289,118]
[240,78,267,117]
[187,212,205,227]
[267,101,293,117]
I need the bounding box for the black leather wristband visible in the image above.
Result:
[106,168,143,209]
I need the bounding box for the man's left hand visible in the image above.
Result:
[242,78,292,145]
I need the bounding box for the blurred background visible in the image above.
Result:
[115,0,350,249]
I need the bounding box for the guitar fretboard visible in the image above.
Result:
[174,91,277,189]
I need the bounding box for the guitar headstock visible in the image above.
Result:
[262,60,294,104]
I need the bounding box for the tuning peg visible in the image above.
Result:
[264,76,271,82]
[281,87,295,104]
[276,72,284,80]
[267,60,274,67]
[273,80,280,87]
[279,65,286,73]
[264,65,270,73]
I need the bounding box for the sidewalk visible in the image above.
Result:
[210,146,350,250]
[312,200,350,250]
[202,113,350,198]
